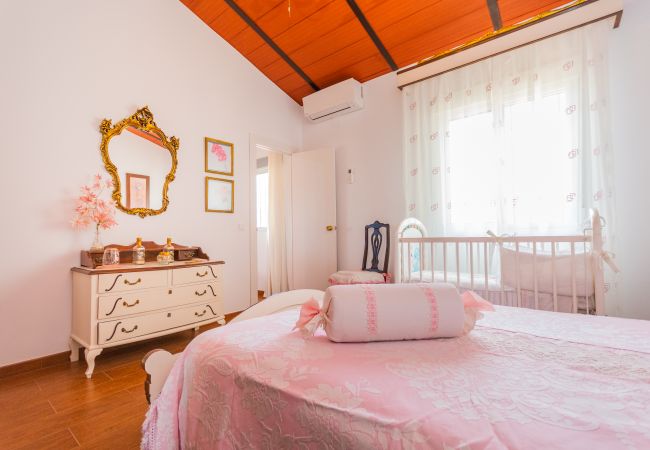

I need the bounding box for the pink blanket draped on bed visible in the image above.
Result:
[142,306,650,449]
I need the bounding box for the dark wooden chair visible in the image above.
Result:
[329,220,391,285]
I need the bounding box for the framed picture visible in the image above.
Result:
[126,173,150,209]
[205,137,234,176]
[205,177,234,213]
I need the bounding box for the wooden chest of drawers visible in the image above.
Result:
[70,259,225,378]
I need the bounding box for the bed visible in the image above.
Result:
[142,289,650,449]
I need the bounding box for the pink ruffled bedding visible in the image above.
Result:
[142,306,650,449]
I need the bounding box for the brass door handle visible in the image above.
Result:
[124,277,141,286]
[195,290,207,296]
[122,299,140,308]
[196,270,208,278]
[326,225,336,231]
[195,310,207,317]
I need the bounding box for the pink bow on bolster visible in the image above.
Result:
[461,290,495,311]
[461,291,494,335]
[293,298,328,336]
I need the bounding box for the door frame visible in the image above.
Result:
[248,134,296,307]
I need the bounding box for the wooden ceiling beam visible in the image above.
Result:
[224,0,319,91]
[487,0,503,30]
[345,0,398,71]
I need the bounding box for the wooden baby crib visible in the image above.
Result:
[396,210,615,315]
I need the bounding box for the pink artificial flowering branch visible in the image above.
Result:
[71,174,118,231]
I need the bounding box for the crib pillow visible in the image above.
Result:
[294,283,493,343]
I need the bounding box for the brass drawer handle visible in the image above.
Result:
[124,277,141,286]
[196,270,208,278]
[195,310,207,317]
[195,290,207,296]
[105,321,139,342]
[122,299,140,308]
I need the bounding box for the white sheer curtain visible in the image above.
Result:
[267,152,289,294]
[403,19,615,241]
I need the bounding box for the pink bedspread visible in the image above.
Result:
[142,306,650,449]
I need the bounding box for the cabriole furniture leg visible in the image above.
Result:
[84,348,102,378]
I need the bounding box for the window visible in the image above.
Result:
[403,20,613,238]
[447,93,576,233]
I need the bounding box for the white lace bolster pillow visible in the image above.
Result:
[294,283,493,342]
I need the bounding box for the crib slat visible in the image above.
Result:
[419,242,424,282]
[469,242,474,290]
[483,242,489,299]
[571,242,577,314]
[430,243,435,283]
[584,245,589,314]
[443,243,448,282]
[401,242,405,282]
[407,242,412,283]
[455,242,460,288]
[533,242,539,310]
[552,243,558,312]
[515,241,521,308]
[498,242,505,306]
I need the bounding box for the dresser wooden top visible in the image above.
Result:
[71,258,224,275]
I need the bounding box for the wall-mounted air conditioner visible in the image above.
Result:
[303,78,364,123]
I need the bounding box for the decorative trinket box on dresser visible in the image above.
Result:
[70,241,225,378]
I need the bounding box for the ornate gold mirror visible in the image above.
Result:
[100,107,179,218]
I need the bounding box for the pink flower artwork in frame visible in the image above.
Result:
[205,137,233,175]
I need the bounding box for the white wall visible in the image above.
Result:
[302,74,404,273]
[0,0,303,366]
[609,0,650,319]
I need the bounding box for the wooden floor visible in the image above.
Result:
[0,323,221,450]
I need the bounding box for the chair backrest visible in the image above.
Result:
[362,221,390,273]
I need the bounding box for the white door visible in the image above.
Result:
[291,148,337,290]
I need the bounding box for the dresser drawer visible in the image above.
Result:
[98,301,223,345]
[97,283,222,320]
[173,264,222,285]
[98,270,167,294]
[173,282,222,303]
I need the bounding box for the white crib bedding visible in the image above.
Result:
[500,247,595,297]
[407,270,592,313]
[407,270,504,290]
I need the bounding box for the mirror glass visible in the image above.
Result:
[108,126,172,211]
